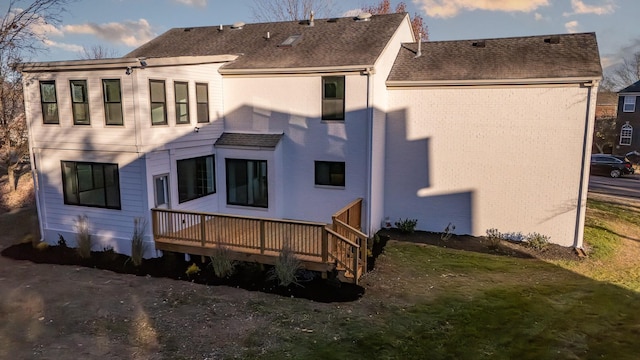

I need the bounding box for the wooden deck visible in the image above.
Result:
[152,199,366,283]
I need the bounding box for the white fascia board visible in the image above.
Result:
[219,65,374,76]
[386,77,601,88]
[18,55,238,72]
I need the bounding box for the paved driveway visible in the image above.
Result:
[588,173,640,199]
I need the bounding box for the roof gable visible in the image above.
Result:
[619,80,640,94]
[126,13,408,71]
[388,33,602,84]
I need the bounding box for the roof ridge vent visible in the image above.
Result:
[231,21,245,30]
[544,36,560,44]
[472,40,486,48]
[356,12,372,21]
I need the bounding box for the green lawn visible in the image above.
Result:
[241,198,640,359]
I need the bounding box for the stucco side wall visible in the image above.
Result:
[386,85,592,246]
[223,75,369,225]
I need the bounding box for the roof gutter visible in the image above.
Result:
[386,77,602,88]
[18,55,238,72]
[219,65,375,76]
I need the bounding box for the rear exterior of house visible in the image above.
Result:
[21,13,601,268]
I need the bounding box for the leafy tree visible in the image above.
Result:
[602,51,640,92]
[362,0,428,40]
[592,115,617,154]
[1,0,72,191]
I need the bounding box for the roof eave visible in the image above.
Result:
[219,64,375,76]
[386,76,602,88]
[19,55,238,72]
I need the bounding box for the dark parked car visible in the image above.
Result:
[590,154,634,178]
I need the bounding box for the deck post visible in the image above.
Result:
[200,214,206,247]
[352,246,359,285]
[260,220,266,254]
[361,237,367,275]
[321,229,328,263]
[151,210,158,239]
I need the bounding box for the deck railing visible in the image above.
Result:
[152,209,327,259]
[151,198,366,284]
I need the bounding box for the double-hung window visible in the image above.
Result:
[315,161,345,187]
[226,159,268,208]
[322,76,345,120]
[177,155,215,203]
[39,81,59,124]
[196,83,209,123]
[174,82,190,124]
[620,123,633,145]
[103,79,123,125]
[623,96,636,113]
[61,161,121,209]
[150,80,167,125]
[70,80,90,125]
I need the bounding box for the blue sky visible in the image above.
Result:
[13,0,638,72]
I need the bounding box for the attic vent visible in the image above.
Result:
[327,18,339,23]
[472,40,486,48]
[231,22,245,30]
[279,34,302,47]
[184,28,192,32]
[356,12,372,21]
[544,36,560,44]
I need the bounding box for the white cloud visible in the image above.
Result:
[173,0,207,7]
[534,12,543,20]
[565,20,579,33]
[63,19,155,47]
[415,0,550,19]
[564,0,615,16]
[43,39,83,52]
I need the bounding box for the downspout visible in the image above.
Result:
[364,67,374,236]
[574,81,595,248]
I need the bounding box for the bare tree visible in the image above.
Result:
[602,51,640,91]
[251,0,335,22]
[79,45,119,60]
[1,0,73,191]
[362,0,428,40]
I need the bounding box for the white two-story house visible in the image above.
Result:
[20,13,601,281]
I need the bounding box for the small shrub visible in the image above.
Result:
[395,218,418,234]
[441,222,455,241]
[209,245,236,278]
[526,232,550,251]
[485,228,502,248]
[270,243,301,287]
[502,232,525,242]
[57,234,67,248]
[130,217,148,267]
[185,263,201,276]
[74,215,92,259]
[35,242,49,251]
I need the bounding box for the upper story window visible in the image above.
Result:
[623,96,636,112]
[103,79,123,125]
[174,81,190,124]
[315,161,345,187]
[196,83,209,123]
[150,80,167,125]
[70,80,90,125]
[322,76,345,120]
[61,161,121,209]
[620,122,633,146]
[39,80,59,124]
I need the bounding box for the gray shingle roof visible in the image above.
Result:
[125,13,408,70]
[387,33,602,83]
[619,80,640,93]
[214,132,283,149]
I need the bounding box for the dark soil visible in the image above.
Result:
[377,228,581,262]
[1,242,365,303]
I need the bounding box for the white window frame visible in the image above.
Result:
[620,122,633,146]
[623,96,636,113]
